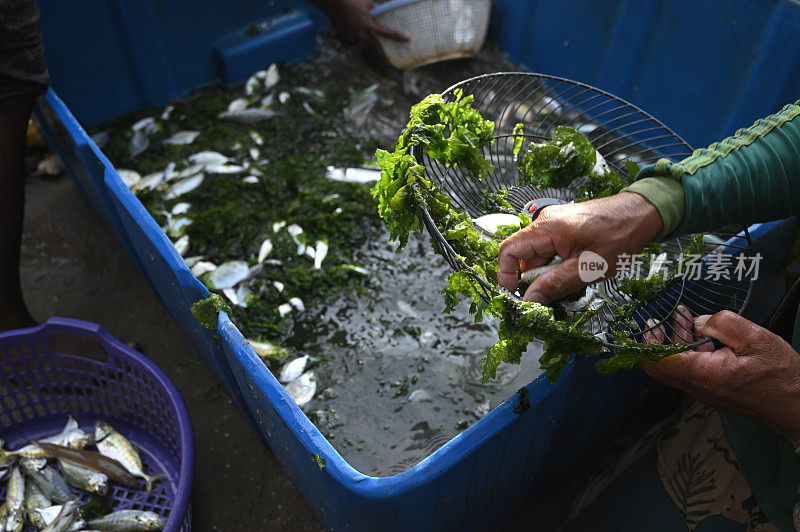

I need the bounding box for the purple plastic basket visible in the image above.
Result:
[0,318,193,531]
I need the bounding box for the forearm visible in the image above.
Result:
[623,100,800,238]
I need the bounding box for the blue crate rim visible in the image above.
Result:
[0,316,195,530]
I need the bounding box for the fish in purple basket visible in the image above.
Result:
[86,509,166,531]
[94,422,164,493]
[39,500,82,532]
[3,466,24,532]
[0,416,91,464]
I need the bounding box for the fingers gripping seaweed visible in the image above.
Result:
[374,91,691,383]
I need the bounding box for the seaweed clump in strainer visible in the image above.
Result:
[373,90,692,384]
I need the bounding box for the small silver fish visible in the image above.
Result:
[0,416,90,463]
[257,238,273,263]
[131,171,165,192]
[94,422,164,493]
[87,509,165,531]
[264,63,279,90]
[4,467,24,532]
[248,339,289,363]
[236,284,252,308]
[190,260,217,277]
[161,130,200,145]
[278,303,294,318]
[284,371,316,406]
[227,97,249,112]
[204,164,246,175]
[325,167,380,184]
[24,465,72,504]
[188,151,229,166]
[39,501,82,532]
[176,164,204,179]
[218,108,275,123]
[520,255,564,284]
[116,170,142,188]
[472,213,521,237]
[58,458,109,495]
[206,260,250,290]
[164,174,204,200]
[24,480,51,527]
[129,130,150,159]
[288,297,305,312]
[242,175,259,184]
[313,240,328,270]
[173,234,190,256]
[279,355,309,383]
[171,202,191,215]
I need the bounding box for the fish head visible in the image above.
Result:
[5,511,23,532]
[66,429,92,449]
[87,475,109,495]
[138,513,167,530]
[94,421,113,441]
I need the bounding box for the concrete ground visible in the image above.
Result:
[20,168,672,530]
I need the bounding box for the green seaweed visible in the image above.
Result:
[376,94,693,383]
[518,126,596,189]
[191,293,232,330]
[311,453,326,471]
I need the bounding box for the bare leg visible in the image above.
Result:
[0,95,37,331]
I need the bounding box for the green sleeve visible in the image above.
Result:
[622,100,800,238]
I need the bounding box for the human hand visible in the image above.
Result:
[643,306,800,447]
[316,0,409,45]
[497,192,663,303]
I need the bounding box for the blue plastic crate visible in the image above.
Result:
[30,0,800,527]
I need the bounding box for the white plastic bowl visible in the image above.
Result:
[372,0,492,70]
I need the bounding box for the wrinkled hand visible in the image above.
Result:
[316,0,409,45]
[643,306,800,447]
[497,192,663,303]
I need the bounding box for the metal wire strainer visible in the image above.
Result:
[412,72,755,349]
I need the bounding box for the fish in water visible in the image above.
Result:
[207,260,250,290]
[248,339,289,363]
[227,97,248,112]
[325,166,380,184]
[57,458,109,495]
[279,355,309,383]
[188,151,229,166]
[86,509,165,531]
[313,240,328,269]
[94,422,165,493]
[284,371,316,406]
[161,130,200,146]
[164,174,204,200]
[190,260,217,277]
[204,164,246,175]
[173,235,190,256]
[219,108,276,123]
[116,169,141,188]
[257,238,273,263]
